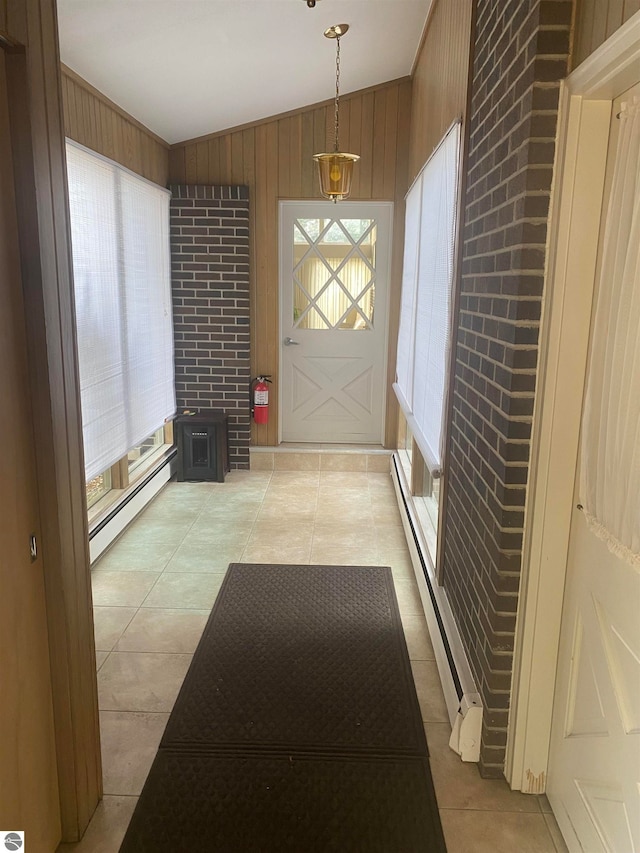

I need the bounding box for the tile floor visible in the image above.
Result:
[58,468,568,853]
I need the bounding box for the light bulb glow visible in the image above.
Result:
[330,164,342,182]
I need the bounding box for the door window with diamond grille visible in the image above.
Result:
[280,202,392,443]
[293,218,377,330]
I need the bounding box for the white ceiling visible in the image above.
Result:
[57,0,431,145]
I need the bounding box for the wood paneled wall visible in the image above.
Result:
[573,0,640,68]
[169,79,412,447]
[0,1,8,36]
[408,0,474,184]
[61,65,169,185]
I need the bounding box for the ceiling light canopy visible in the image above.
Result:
[313,23,359,202]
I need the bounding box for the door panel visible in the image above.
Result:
[280,201,392,443]
[0,49,61,848]
[547,83,640,853]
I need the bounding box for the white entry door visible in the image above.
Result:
[279,201,392,443]
[547,85,640,852]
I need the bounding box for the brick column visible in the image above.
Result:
[442,0,573,776]
[170,185,250,469]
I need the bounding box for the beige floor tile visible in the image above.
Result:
[242,539,313,564]
[268,471,320,486]
[314,500,373,523]
[544,812,569,852]
[393,577,425,617]
[426,722,541,812]
[309,543,381,566]
[115,608,210,654]
[224,470,273,486]
[378,542,412,565]
[411,660,449,722]
[56,795,138,853]
[372,503,403,523]
[376,524,410,551]
[319,471,371,491]
[249,451,274,470]
[122,517,194,545]
[211,492,267,508]
[264,480,319,498]
[163,542,240,573]
[141,572,226,609]
[439,810,557,853]
[386,549,415,578]
[100,711,168,796]
[273,452,320,471]
[98,651,191,712]
[400,613,435,660]
[93,606,138,651]
[96,650,109,671]
[135,501,202,523]
[185,519,254,546]
[256,502,317,522]
[250,510,313,539]
[365,453,391,472]
[367,471,396,489]
[151,484,213,509]
[369,482,399,501]
[319,453,368,472]
[94,540,178,573]
[312,524,375,550]
[260,488,318,506]
[91,571,160,607]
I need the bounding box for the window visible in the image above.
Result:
[128,427,166,477]
[292,217,376,330]
[394,122,461,565]
[394,122,460,478]
[66,141,176,514]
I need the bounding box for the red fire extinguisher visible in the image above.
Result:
[250,375,272,424]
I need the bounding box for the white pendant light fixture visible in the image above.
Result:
[313,24,360,202]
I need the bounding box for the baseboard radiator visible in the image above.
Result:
[391,453,483,762]
[89,451,177,563]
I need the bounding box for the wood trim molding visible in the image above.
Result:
[5,2,102,840]
[410,0,437,77]
[61,63,169,147]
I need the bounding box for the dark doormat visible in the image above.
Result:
[119,563,446,852]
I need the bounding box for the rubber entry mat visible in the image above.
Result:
[120,564,446,852]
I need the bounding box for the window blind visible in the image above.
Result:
[393,121,460,477]
[66,141,176,482]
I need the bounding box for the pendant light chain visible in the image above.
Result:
[334,35,341,153]
[313,24,358,201]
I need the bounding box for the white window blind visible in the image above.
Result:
[66,141,176,481]
[394,121,460,477]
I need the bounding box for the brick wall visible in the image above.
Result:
[442,0,572,776]
[170,185,250,469]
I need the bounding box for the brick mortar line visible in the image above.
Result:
[448,432,530,519]
[450,403,531,474]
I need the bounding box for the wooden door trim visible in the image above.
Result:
[506,12,640,793]
[3,8,101,840]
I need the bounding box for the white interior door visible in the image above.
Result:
[279,201,392,443]
[547,85,640,853]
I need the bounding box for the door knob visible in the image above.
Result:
[284,337,300,346]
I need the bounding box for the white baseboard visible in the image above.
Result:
[391,453,483,762]
[89,455,176,563]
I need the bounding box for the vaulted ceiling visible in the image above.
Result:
[57,0,431,145]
